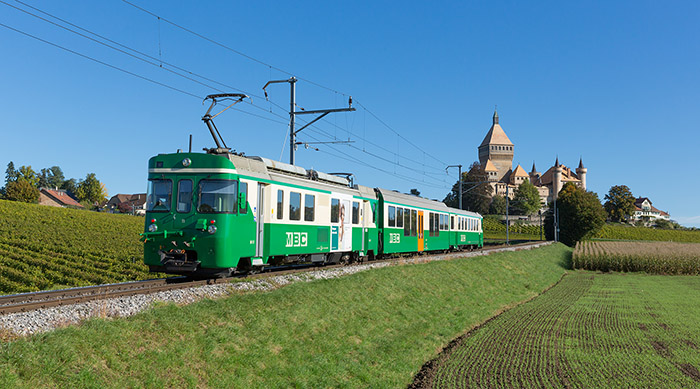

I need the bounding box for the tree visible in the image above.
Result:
[39,166,65,189]
[61,178,78,194]
[17,166,39,187]
[545,183,606,246]
[4,161,18,184]
[409,188,421,196]
[512,179,541,215]
[75,173,106,204]
[443,162,492,215]
[489,195,507,215]
[603,185,636,222]
[4,179,40,203]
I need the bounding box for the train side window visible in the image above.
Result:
[304,194,315,222]
[331,198,339,223]
[176,179,192,213]
[435,213,440,237]
[277,190,284,220]
[428,213,433,237]
[397,207,404,228]
[289,192,301,221]
[388,206,396,227]
[403,208,410,236]
[451,216,454,230]
[352,201,360,224]
[411,209,417,237]
[239,182,248,214]
[372,202,376,224]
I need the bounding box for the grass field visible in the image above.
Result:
[594,224,700,243]
[0,244,571,387]
[0,199,151,294]
[420,271,700,388]
[573,241,700,275]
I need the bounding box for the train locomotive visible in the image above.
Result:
[141,94,483,277]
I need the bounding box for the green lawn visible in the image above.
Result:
[428,271,700,388]
[0,244,571,388]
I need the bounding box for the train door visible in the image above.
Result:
[330,194,353,253]
[417,211,424,251]
[255,183,266,258]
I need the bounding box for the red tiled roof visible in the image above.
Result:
[40,189,83,208]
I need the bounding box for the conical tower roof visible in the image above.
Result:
[479,109,513,147]
[512,164,528,177]
[483,159,498,172]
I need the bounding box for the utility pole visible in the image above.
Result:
[506,185,510,245]
[552,196,559,242]
[446,165,463,209]
[263,77,355,165]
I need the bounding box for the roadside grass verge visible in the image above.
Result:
[423,271,700,388]
[0,244,571,388]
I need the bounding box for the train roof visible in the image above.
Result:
[376,188,449,211]
[224,154,374,198]
[448,208,482,218]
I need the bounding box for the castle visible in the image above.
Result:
[478,110,587,205]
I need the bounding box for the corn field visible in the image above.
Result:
[573,241,700,275]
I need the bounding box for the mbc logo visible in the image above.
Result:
[286,232,308,247]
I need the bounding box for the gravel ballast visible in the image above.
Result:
[0,242,551,338]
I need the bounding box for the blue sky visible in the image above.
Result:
[1,1,699,226]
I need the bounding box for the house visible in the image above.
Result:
[631,197,670,223]
[38,188,84,208]
[106,193,147,215]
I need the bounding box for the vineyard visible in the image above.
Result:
[573,241,700,275]
[0,199,151,294]
[594,224,700,243]
[419,272,700,388]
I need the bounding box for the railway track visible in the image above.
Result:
[0,241,550,315]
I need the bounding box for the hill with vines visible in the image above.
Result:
[0,199,151,294]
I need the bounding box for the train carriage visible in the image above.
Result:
[142,152,379,276]
[377,188,453,254]
[449,208,483,249]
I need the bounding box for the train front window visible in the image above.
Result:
[176,180,193,213]
[197,179,238,214]
[146,179,172,212]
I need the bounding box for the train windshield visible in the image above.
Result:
[197,179,238,214]
[146,179,172,212]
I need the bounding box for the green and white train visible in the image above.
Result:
[141,151,483,277]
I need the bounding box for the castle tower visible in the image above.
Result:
[483,159,499,182]
[576,158,587,191]
[553,157,563,200]
[478,109,514,182]
[529,161,540,184]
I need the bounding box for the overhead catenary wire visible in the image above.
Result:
[1,3,455,192]
[118,0,450,170]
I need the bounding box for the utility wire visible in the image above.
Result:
[119,0,450,169]
[0,3,450,190]
[121,0,350,97]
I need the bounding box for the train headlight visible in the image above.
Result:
[207,224,217,234]
[148,224,158,232]
[182,158,192,167]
